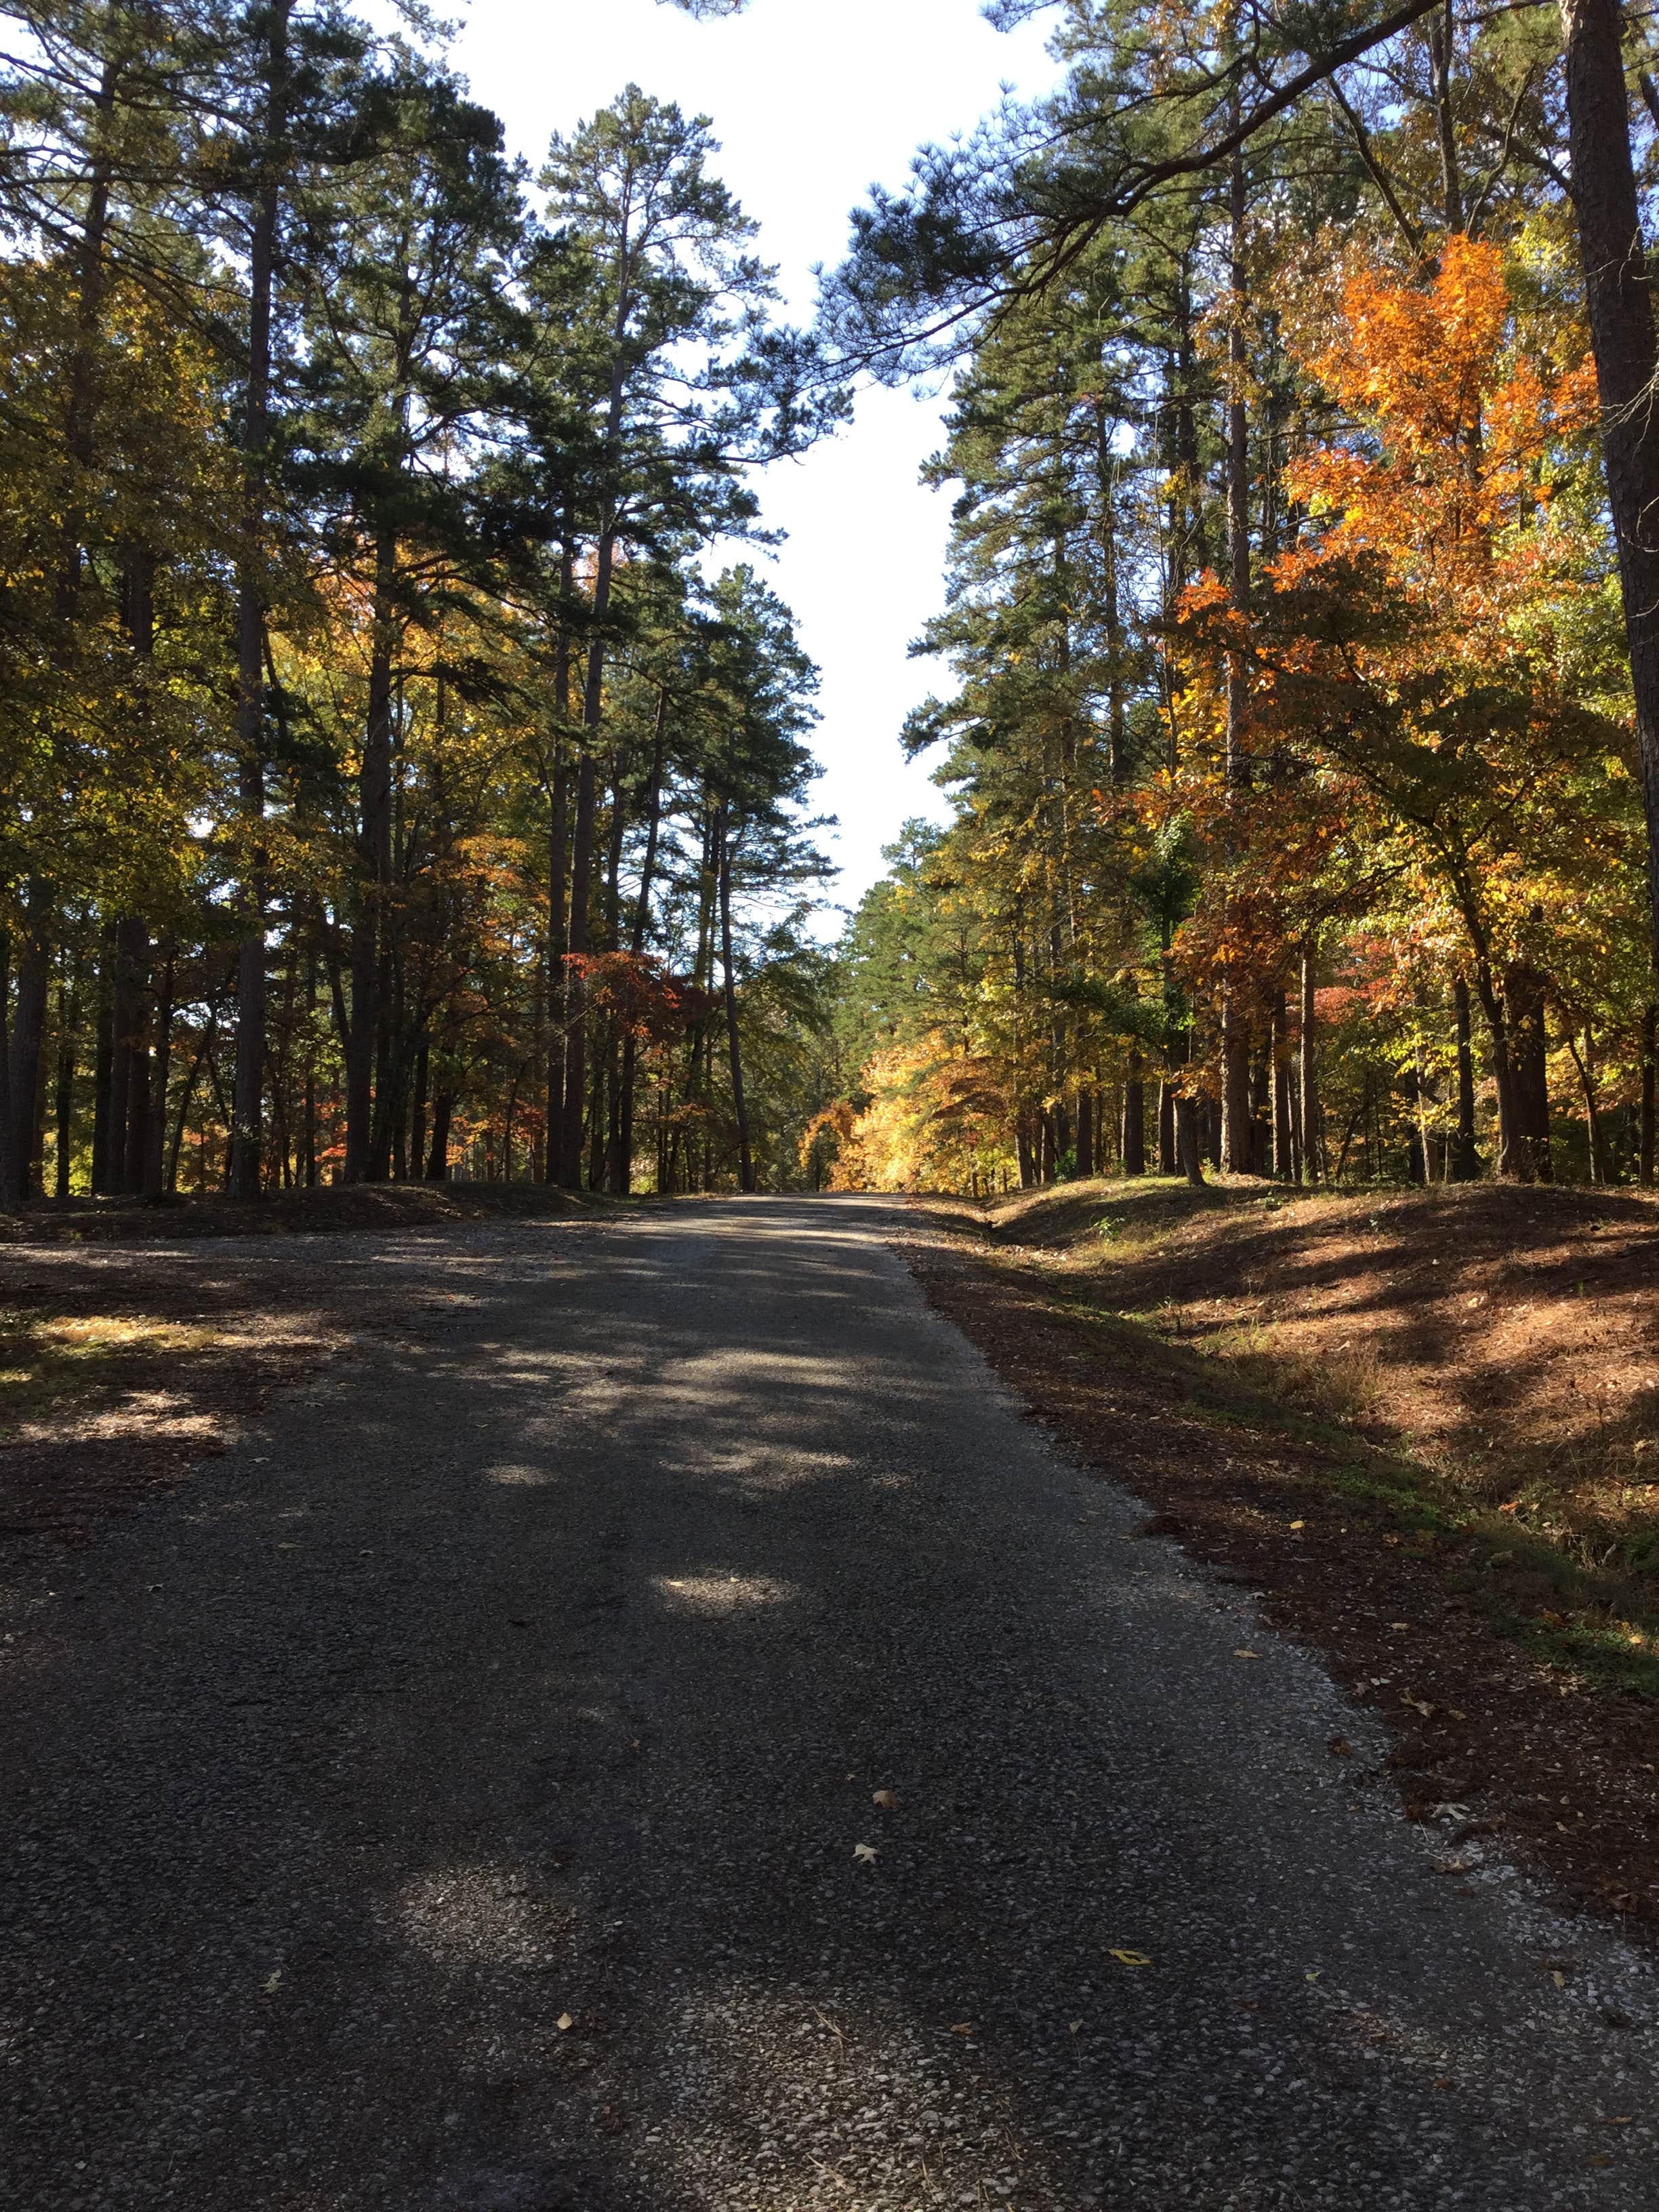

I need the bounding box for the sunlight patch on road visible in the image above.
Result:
[396,1862,574,1972]
[651,1572,800,1615]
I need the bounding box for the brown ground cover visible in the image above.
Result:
[902,1178,1659,1952]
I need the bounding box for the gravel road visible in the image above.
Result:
[3,1193,1656,2212]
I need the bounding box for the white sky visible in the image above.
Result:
[446,0,1063,924]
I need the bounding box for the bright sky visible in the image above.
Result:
[447,0,1063,924]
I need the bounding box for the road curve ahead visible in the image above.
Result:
[2,1194,1656,2212]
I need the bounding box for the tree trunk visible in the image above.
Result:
[106,916,144,1195]
[545,750,569,1182]
[228,0,290,1200]
[142,939,175,1198]
[1123,1054,1146,1175]
[1218,137,1258,1178]
[123,979,151,1197]
[1643,1001,1656,1186]
[1176,1092,1206,1187]
[617,686,669,1196]
[1158,1078,1177,1174]
[426,1090,453,1181]
[1299,944,1320,1185]
[1566,1029,1609,1183]
[544,535,574,1183]
[717,802,754,1193]
[1469,961,1528,1179]
[1271,990,1294,1179]
[1451,977,1479,1179]
[410,1038,428,1189]
[1502,961,1553,1181]
[1560,0,1659,977]
[346,530,396,1181]
[560,747,598,1187]
[6,882,52,1203]
[53,950,79,1199]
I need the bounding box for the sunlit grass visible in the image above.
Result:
[0,1309,224,1434]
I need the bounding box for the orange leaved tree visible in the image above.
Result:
[1179,237,1637,1179]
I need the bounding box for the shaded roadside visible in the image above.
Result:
[0,1178,623,1246]
[0,1187,642,1555]
[901,1183,1659,1950]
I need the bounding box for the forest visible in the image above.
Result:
[5,0,1659,1205]
[819,0,1659,1199]
[0,0,846,1204]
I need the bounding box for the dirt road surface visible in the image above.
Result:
[3,1195,1655,2211]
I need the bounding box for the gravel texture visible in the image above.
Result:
[2,1192,1656,2211]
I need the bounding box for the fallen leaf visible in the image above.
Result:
[262,1970,283,1996]
[557,2013,574,2032]
[1107,1949,1151,1967]
[1552,1971,1566,1990]
[1587,2154,1614,2169]
[1429,1802,1471,1822]
[1067,2019,1082,2034]
[872,1789,897,1811]
[1389,1621,1411,1632]
[948,2022,975,2036]
[1328,1736,1353,1758]
[1305,1969,1322,1982]
[1401,1692,1435,1719]
[1605,2116,1633,2125]
[1498,1499,1522,1514]
[853,1842,878,1864]
[1288,1519,1305,1531]
[1235,1649,1262,1660]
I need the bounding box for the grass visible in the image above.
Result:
[0,1308,226,1437]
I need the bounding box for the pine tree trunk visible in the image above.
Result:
[1642,1001,1656,1185]
[617,687,669,1196]
[1176,1093,1206,1187]
[1451,977,1479,1179]
[1220,138,1256,1178]
[1502,961,1553,1181]
[560,746,598,1187]
[1123,1057,1146,1175]
[546,750,569,1181]
[91,924,113,1194]
[142,940,174,1198]
[229,0,290,1201]
[7,882,52,1202]
[426,1091,453,1181]
[1300,945,1320,1185]
[107,916,144,1195]
[346,531,396,1181]
[53,951,78,1200]
[544,539,574,1182]
[718,802,754,1193]
[1158,1079,1177,1174]
[1560,0,1659,977]
[1271,991,1293,1179]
